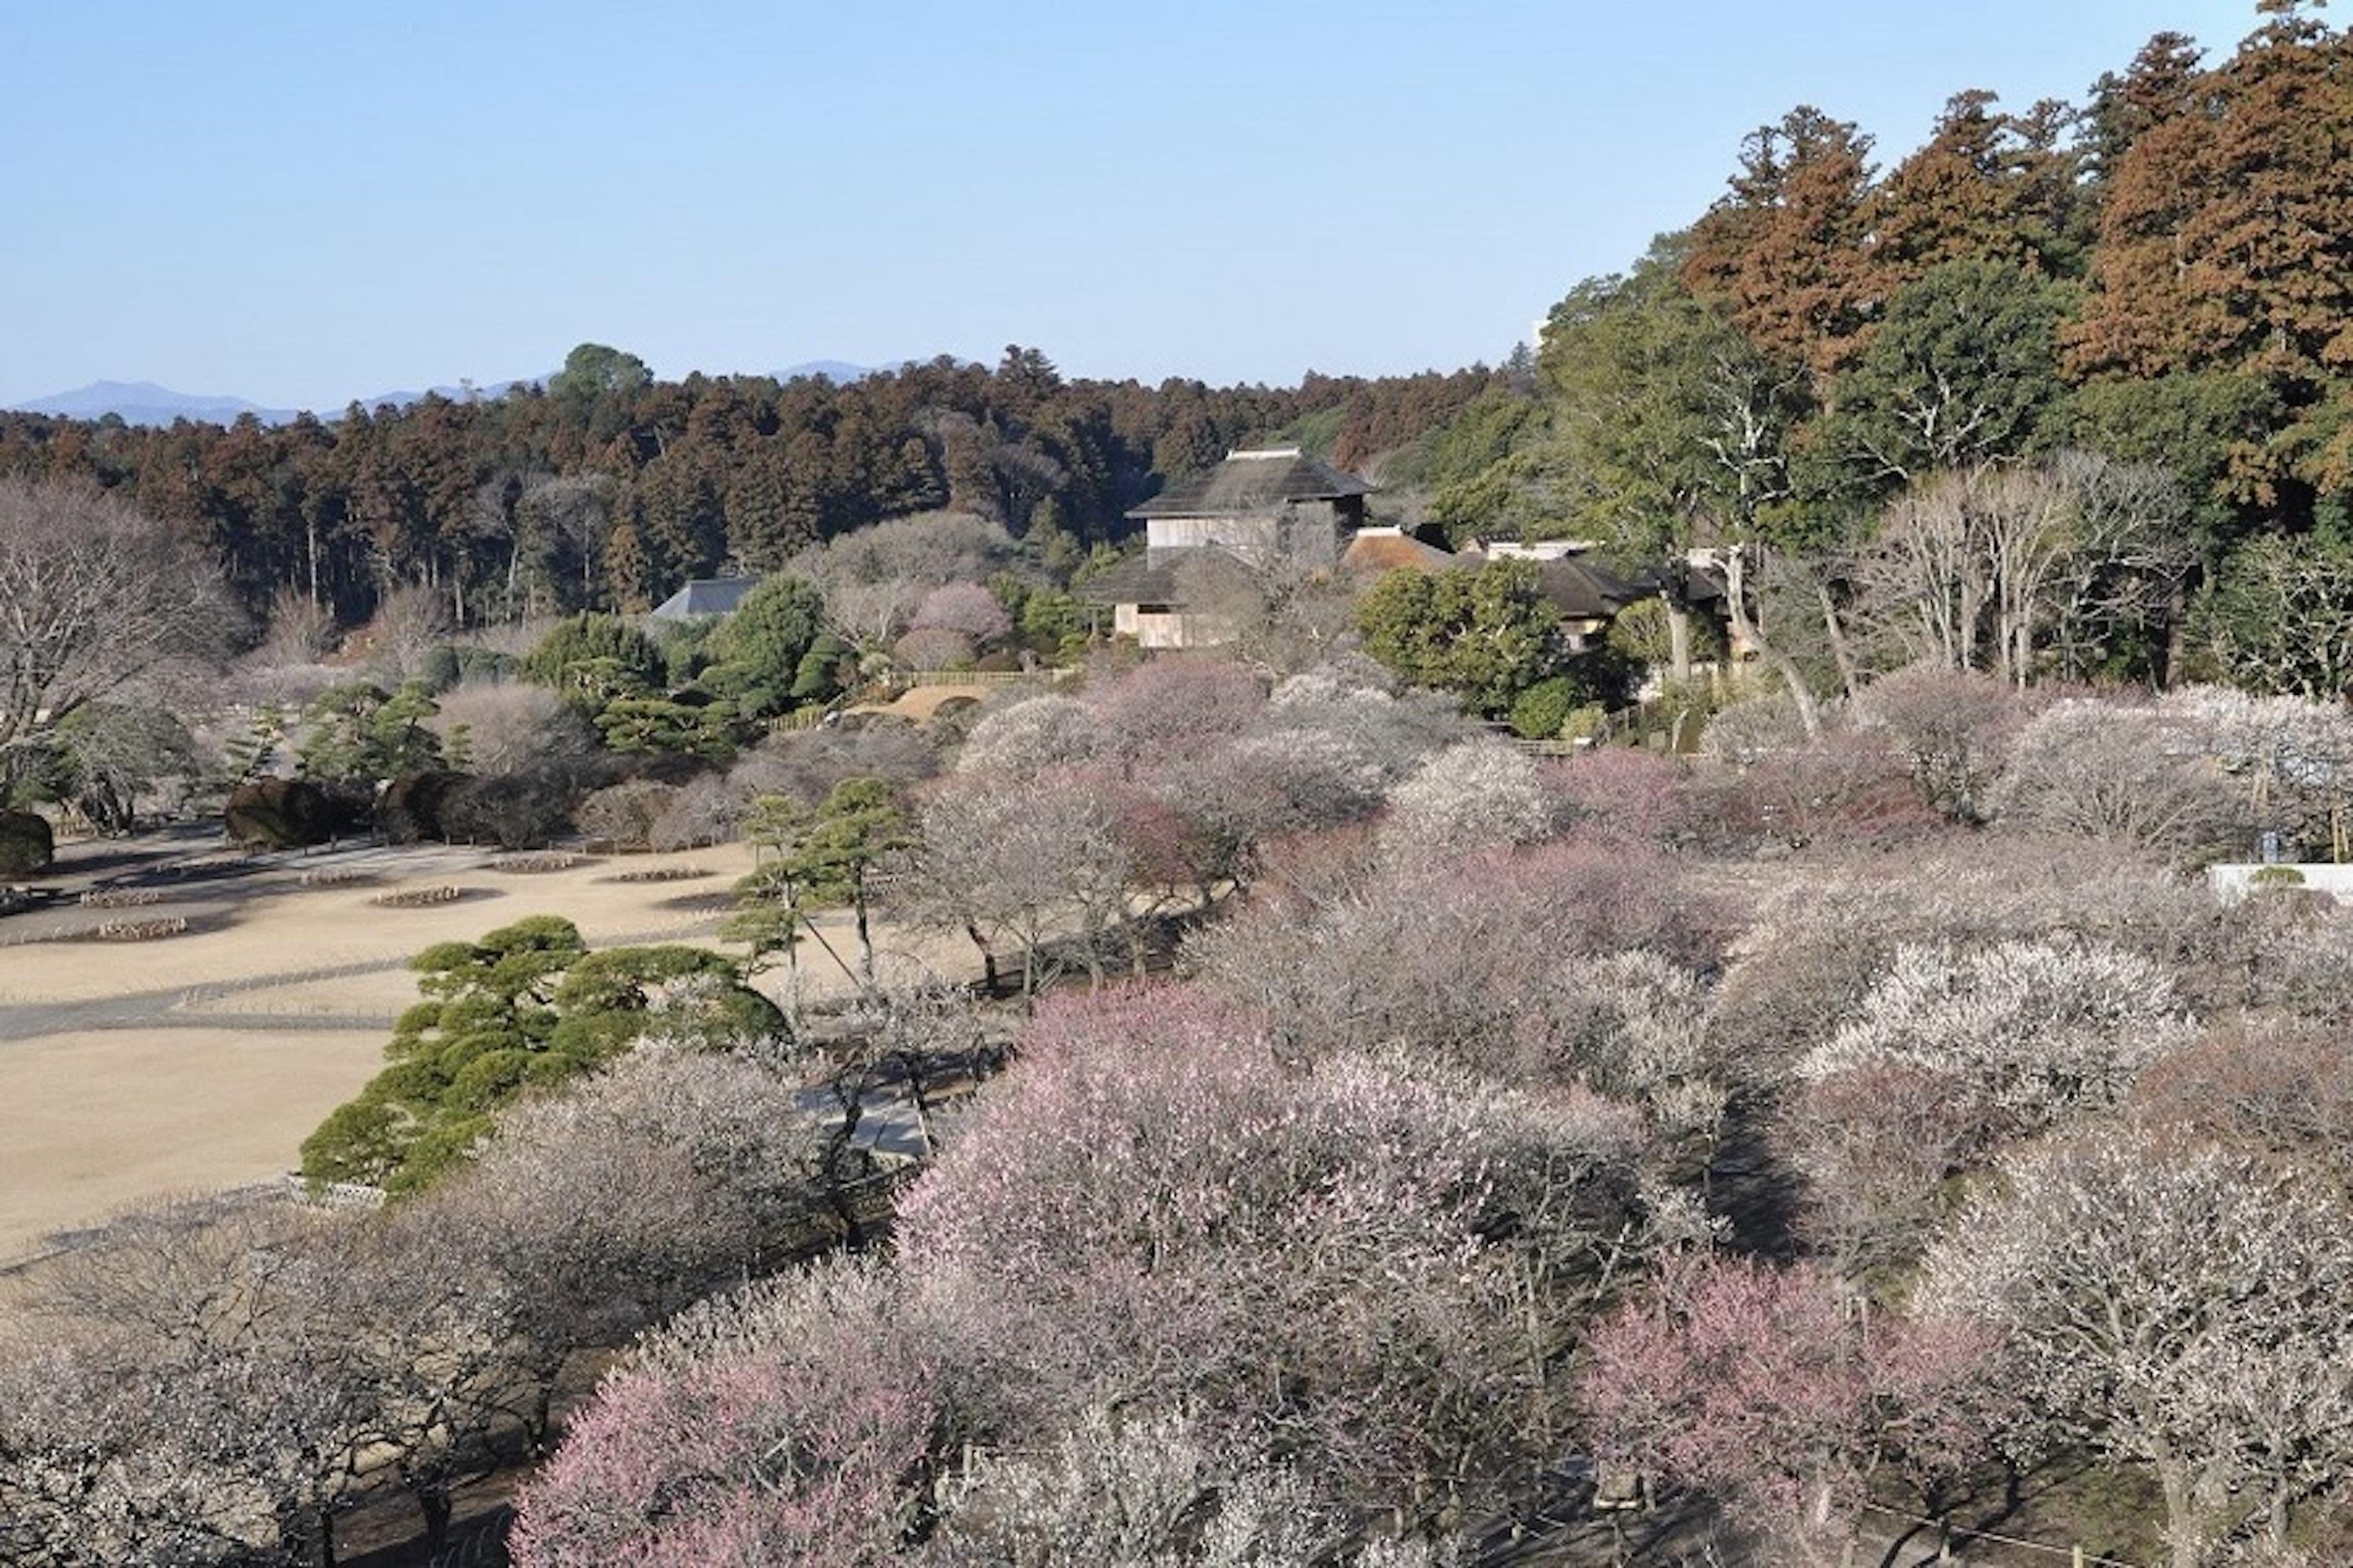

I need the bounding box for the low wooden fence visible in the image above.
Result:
[894,668,1077,689]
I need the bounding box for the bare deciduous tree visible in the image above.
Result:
[790,511,1016,653]
[364,582,454,684]
[1859,456,2188,687]
[0,479,234,769]
[256,584,338,666]
[1852,661,2038,821]
[427,677,596,776]
[910,769,1134,995]
[516,471,617,611]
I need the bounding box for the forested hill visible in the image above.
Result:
[1398,5,2353,697]
[10,4,2353,697]
[0,349,1501,626]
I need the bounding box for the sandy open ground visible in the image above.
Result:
[0,834,983,1264]
[0,1027,387,1261]
[0,846,758,1007]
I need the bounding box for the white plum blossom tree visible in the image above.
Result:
[952,694,1105,777]
[1386,739,1553,848]
[1919,1129,2353,1567]
[1796,937,2195,1142]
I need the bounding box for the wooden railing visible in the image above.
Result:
[895,668,1077,689]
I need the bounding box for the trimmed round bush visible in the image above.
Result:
[378,769,471,844]
[441,768,585,849]
[224,778,336,849]
[1508,675,1584,740]
[0,810,53,875]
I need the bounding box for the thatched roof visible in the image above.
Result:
[1078,550,1258,608]
[1341,527,1463,576]
[1537,557,1646,620]
[1128,446,1373,520]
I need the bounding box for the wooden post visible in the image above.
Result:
[2073,1548,2086,1568]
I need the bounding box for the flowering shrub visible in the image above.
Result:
[1386,739,1553,848]
[1796,937,2194,1141]
[1580,1255,1997,1563]
[510,1259,944,1566]
[896,984,1648,1513]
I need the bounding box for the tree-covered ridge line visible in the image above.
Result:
[1413,4,2353,704]
[9,12,2347,713]
[0,344,1504,628]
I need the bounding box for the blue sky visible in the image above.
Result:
[0,1,2261,411]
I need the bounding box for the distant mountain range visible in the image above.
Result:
[776,359,871,384]
[5,377,543,427]
[10,380,304,427]
[9,360,882,427]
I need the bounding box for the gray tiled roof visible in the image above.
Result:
[650,576,759,620]
[1539,558,1646,620]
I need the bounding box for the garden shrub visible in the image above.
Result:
[0,809,53,875]
[224,777,336,849]
[378,769,471,845]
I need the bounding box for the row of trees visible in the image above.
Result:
[0,345,1499,628]
[1429,5,2353,719]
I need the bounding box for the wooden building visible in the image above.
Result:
[1083,447,1375,649]
[1125,446,1369,566]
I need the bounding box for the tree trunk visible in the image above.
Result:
[1817,582,1860,699]
[1723,549,1822,738]
[416,1484,453,1555]
[278,1503,336,1568]
[1666,602,1694,682]
[2162,574,2191,689]
[1959,566,1986,674]
[900,1052,940,1155]
[2155,1453,2202,1568]
[966,924,998,995]
[853,884,875,988]
[528,1378,556,1455]
[783,932,804,1028]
